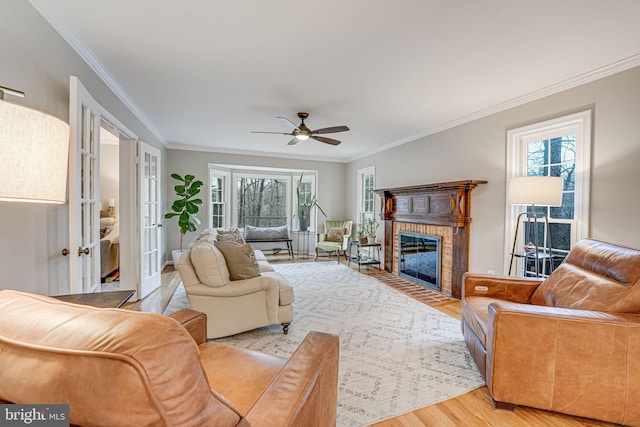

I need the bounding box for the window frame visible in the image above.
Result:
[504,110,591,274]
[356,166,376,226]
[208,168,230,229]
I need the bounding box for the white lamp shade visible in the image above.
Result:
[508,176,563,206]
[0,100,70,203]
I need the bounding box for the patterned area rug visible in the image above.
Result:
[165,262,484,426]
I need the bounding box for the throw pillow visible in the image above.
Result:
[326,227,346,242]
[216,228,245,244]
[213,240,261,280]
[244,225,290,240]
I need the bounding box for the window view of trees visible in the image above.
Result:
[525,135,576,271]
[236,177,287,227]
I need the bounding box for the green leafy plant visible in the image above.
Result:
[164,173,203,251]
[295,172,326,230]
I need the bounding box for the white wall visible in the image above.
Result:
[165,149,346,252]
[99,144,120,215]
[347,66,640,275]
[0,2,166,295]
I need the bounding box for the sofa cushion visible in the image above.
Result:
[190,240,231,287]
[216,228,245,244]
[326,227,346,242]
[214,240,261,280]
[530,239,640,312]
[244,225,290,240]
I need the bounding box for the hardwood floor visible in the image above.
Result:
[135,254,620,427]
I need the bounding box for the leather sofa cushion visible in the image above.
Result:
[190,240,231,287]
[531,239,640,312]
[461,296,493,346]
[0,290,240,426]
[199,342,286,415]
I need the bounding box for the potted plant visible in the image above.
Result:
[362,217,379,244]
[295,172,326,231]
[164,173,203,264]
[357,224,368,244]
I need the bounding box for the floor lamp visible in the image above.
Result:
[0,85,69,204]
[508,176,563,277]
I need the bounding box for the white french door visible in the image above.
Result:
[69,77,102,293]
[139,142,162,298]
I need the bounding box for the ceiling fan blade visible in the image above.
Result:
[311,125,350,135]
[287,138,299,146]
[277,116,299,131]
[311,135,341,146]
[251,131,294,135]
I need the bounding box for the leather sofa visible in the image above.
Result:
[0,290,339,427]
[177,229,294,339]
[461,239,640,425]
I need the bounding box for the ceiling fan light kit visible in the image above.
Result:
[252,112,349,146]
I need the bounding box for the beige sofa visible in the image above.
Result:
[462,239,640,425]
[176,229,294,339]
[100,217,119,280]
[0,290,339,426]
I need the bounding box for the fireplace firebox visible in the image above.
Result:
[398,231,442,291]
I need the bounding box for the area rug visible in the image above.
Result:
[165,262,485,426]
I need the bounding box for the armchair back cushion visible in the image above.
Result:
[0,290,240,426]
[530,239,640,312]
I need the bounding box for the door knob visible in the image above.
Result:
[61,248,70,256]
[78,247,90,255]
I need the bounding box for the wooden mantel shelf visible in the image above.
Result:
[373,180,487,298]
[374,180,487,227]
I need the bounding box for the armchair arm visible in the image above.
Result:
[486,302,640,423]
[462,272,542,303]
[168,309,207,345]
[240,332,339,427]
[317,233,327,243]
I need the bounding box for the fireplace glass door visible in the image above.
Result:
[398,232,442,290]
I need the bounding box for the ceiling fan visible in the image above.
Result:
[251,112,349,146]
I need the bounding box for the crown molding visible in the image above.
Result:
[165,142,347,164]
[29,0,167,145]
[348,54,640,163]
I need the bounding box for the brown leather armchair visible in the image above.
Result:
[461,239,640,426]
[0,290,339,427]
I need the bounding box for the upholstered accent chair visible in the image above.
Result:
[315,220,352,262]
[0,290,339,426]
[100,217,119,281]
[461,239,640,426]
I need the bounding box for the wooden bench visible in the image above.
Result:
[243,217,293,260]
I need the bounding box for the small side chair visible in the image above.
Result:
[315,220,352,262]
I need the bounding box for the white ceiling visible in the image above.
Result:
[35,0,640,162]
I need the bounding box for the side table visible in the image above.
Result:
[51,290,135,308]
[347,241,381,272]
[297,230,311,259]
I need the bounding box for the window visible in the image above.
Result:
[357,166,375,226]
[208,169,230,229]
[236,174,289,228]
[208,165,320,231]
[505,110,591,274]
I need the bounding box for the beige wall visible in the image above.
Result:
[165,149,347,252]
[347,66,640,275]
[0,2,166,295]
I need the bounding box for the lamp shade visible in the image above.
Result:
[0,100,70,203]
[508,176,563,206]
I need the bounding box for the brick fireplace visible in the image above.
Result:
[375,180,486,298]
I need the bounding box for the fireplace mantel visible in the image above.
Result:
[374,180,487,298]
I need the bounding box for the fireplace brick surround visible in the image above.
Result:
[375,180,486,298]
